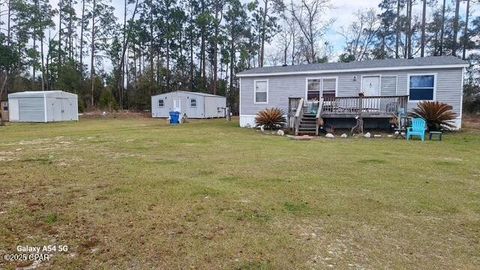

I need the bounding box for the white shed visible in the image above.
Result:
[151,91,226,118]
[8,91,78,122]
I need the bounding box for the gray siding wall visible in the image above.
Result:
[240,68,463,116]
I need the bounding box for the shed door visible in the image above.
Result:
[52,98,63,121]
[19,98,44,122]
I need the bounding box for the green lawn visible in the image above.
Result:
[1,118,479,269]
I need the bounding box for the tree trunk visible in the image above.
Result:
[90,0,96,107]
[166,38,170,91]
[188,4,194,92]
[462,0,471,60]
[80,0,86,77]
[229,24,235,110]
[212,1,222,95]
[117,0,139,109]
[40,36,45,91]
[33,37,36,87]
[259,0,268,67]
[7,0,11,45]
[452,0,460,56]
[407,0,412,58]
[420,0,427,57]
[439,0,446,56]
[58,0,63,67]
[395,0,401,58]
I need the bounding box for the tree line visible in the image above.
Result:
[0,0,479,113]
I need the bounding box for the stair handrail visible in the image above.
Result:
[315,97,324,136]
[294,98,304,136]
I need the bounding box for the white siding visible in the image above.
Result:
[151,91,226,119]
[8,91,78,122]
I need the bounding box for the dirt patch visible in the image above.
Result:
[80,110,151,119]
[463,115,480,130]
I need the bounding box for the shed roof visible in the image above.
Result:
[152,91,226,98]
[237,56,468,77]
[8,90,77,98]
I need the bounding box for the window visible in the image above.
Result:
[158,99,164,107]
[409,75,435,101]
[254,80,268,103]
[307,79,321,100]
[322,78,336,99]
[307,78,337,101]
[191,98,197,107]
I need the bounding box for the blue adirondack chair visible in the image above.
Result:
[407,118,427,141]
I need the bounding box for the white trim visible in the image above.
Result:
[254,79,269,104]
[305,76,338,100]
[459,68,465,129]
[239,78,242,116]
[236,64,469,78]
[360,75,381,96]
[43,92,48,123]
[407,73,437,103]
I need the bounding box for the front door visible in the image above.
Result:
[173,99,181,112]
[362,76,380,96]
[362,76,381,110]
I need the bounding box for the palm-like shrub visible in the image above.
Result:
[410,101,457,130]
[255,108,286,130]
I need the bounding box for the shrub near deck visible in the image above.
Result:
[0,118,479,269]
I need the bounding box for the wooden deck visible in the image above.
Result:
[289,95,408,135]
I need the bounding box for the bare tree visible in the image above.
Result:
[439,0,446,56]
[290,0,332,63]
[462,0,471,60]
[339,9,380,61]
[452,0,460,56]
[395,0,401,58]
[420,0,427,57]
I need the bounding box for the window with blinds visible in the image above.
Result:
[307,78,337,100]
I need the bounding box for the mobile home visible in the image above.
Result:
[237,56,467,132]
[151,91,226,119]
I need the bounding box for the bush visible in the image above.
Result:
[410,101,457,130]
[255,108,286,130]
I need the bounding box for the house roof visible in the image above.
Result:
[237,56,468,77]
[8,90,77,98]
[153,91,225,98]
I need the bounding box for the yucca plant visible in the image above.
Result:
[255,108,286,130]
[410,101,457,131]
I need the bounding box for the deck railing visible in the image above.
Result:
[321,95,408,116]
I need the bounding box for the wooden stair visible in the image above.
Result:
[297,113,317,134]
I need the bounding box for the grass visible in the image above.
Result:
[0,117,479,269]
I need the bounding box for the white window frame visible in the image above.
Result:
[254,79,269,104]
[158,99,164,107]
[190,98,197,108]
[305,77,338,100]
[407,73,437,102]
